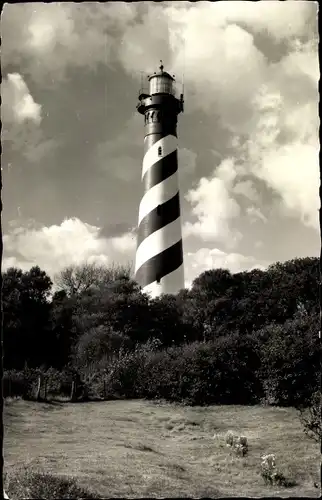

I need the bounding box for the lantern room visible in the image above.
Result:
[148,61,175,96]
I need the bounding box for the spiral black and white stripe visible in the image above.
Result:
[135,133,184,297]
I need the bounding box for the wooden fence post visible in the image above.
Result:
[71,377,77,402]
[44,377,48,401]
[36,375,41,401]
[70,380,75,401]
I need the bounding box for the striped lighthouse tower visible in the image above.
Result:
[135,61,185,297]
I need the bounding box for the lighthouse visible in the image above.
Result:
[135,62,185,297]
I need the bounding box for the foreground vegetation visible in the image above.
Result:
[4,468,97,500]
[4,398,320,498]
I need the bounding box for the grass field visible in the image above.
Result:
[4,398,321,498]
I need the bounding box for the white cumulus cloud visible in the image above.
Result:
[243,39,320,229]
[1,73,42,125]
[183,158,242,247]
[233,180,259,202]
[181,11,319,236]
[3,218,136,280]
[2,3,138,84]
[1,73,56,163]
[186,247,270,285]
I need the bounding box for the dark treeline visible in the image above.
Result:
[2,257,320,407]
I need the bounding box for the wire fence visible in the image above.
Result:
[3,370,112,402]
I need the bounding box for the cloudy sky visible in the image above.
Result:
[1,1,319,287]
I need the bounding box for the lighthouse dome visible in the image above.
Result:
[148,61,175,96]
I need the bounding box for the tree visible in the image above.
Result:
[191,268,235,299]
[266,258,319,315]
[2,266,53,369]
[54,261,132,297]
[68,276,149,343]
[48,290,75,369]
[181,269,239,341]
[148,294,190,346]
[179,258,319,340]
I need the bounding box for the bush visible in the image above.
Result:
[225,430,235,447]
[4,467,99,499]
[3,370,27,398]
[234,436,248,457]
[72,325,133,371]
[256,313,320,407]
[297,391,321,442]
[225,432,248,456]
[3,368,42,400]
[260,454,296,488]
[41,368,73,398]
[105,347,148,399]
[77,366,112,401]
[105,334,262,406]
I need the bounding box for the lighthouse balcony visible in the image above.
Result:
[138,88,150,100]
